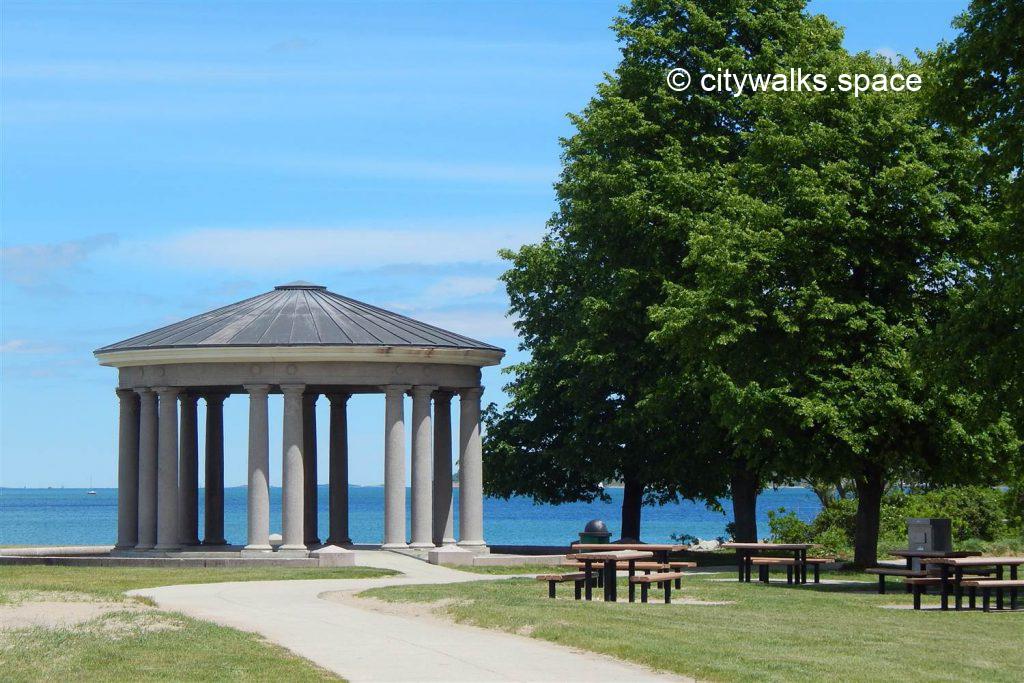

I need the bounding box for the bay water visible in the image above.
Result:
[0,486,821,547]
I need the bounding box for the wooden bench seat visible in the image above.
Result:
[749,556,834,584]
[959,579,1024,612]
[628,572,686,603]
[536,572,588,599]
[866,567,926,594]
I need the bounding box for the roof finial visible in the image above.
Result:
[275,281,327,290]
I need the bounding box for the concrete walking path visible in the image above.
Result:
[132,550,687,682]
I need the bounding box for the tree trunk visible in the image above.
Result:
[620,477,644,542]
[853,463,885,568]
[730,464,760,542]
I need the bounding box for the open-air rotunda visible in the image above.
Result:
[95,281,504,558]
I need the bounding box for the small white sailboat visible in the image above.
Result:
[87,477,97,495]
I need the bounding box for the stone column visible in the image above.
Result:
[302,392,320,546]
[410,385,436,548]
[432,391,456,546]
[136,388,158,550]
[326,392,351,546]
[177,394,200,547]
[458,386,485,550]
[115,388,140,550]
[383,384,409,548]
[203,393,227,546]
[280,384,306,551]
[155,387,181,551]
[244,385,271,551]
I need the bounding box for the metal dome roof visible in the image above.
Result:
[95,282,503,354]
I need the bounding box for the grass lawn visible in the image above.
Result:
[0,565,396,681]
[363,570,1023,682]
[0,564,395,602]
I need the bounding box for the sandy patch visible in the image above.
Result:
[0,591,172,635]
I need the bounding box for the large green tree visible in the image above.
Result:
[650,50,1016,566]
[926,0,1023,431]
[484,0,845,540]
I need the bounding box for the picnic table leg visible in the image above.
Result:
[996,566,1004,610]
[548,581,556,598]
[1011,566,1019,610]
[878,575,886,594]
[604,560,617,602]
[574,579,582,600]
[904,558,913,592]
[628,560,636,603]
[584,561,593,601]
[664,579,672,604]
[969,586,976,610]
[737,551,744,581]
[800,549,808,584]
[913,584,921,610]
[983,588,991,612]
[745,553,753,582]
[954,568,963,610]
[940,565,950,611]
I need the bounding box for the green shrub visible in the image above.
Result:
[810,527,849,557]
[767,485,1015,558]
[767,508,813,544]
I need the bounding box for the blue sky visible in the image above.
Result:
[1,0,969,487]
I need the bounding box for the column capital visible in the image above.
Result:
[134,386,155,396]
[326,391,352,404]
[280,383,306,395]
[116,387,137,400]
[459,386,484,400]
[153,386,182,397]
[384,384,411,396]
[432,389,455,401]
[179,392,200,406]
[411,384,439,398]
[201,391,229,405]
[303,391,320,406]
[243,384,272,395]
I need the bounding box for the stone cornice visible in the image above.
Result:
[96,345,503,369]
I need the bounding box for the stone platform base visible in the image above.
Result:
[0,544,360,569]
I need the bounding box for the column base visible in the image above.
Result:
[134,544,155,551]
[153,544,181,552]
[203,538,228,546]
[240,546,274,557]
[274,546,310,558]
[457,541,489,556]
[428,545,476,566]
[381,542,409,550]
[409,541,435,549]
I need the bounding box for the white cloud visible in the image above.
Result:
[875,47,900,63]
[0,339,63,354]
[1,234,118,286]
[422,276,500,301]
[409,307,518,342]
[125,224,539,271]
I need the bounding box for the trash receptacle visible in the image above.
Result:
[579,519,611,544]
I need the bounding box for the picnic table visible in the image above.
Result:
[572,549,654,602]
[922,556,1024,610]
[571,543,686,565]
[721,542,814,584]
[890,549,979,571]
